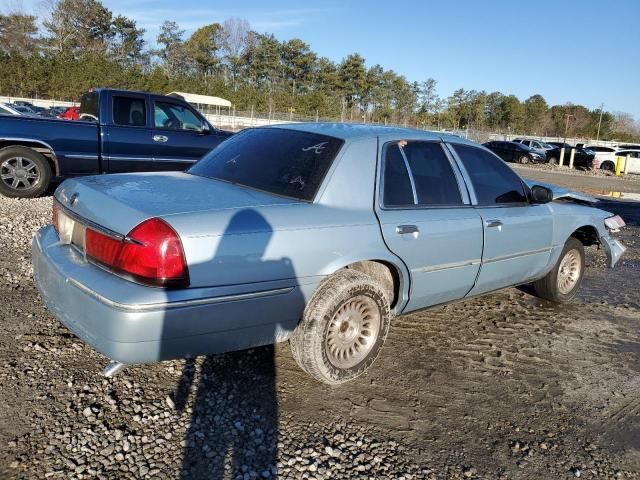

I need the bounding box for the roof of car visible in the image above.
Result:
[262,122,466,143]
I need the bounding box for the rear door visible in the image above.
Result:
[150,99,227,170]
[102,93,157,172]
[375,139,483,310]
[449,143,553,295]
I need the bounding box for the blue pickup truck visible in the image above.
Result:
[0,88,233,198]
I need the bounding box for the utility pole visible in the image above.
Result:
[596,103,604,142]
[563,113,574,146]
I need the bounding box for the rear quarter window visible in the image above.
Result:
[189,128,344,201]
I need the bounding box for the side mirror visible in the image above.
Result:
[530,185,553,204]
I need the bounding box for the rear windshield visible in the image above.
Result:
[189,128,344,201]
[79,92,99,120]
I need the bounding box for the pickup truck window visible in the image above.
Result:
[79,91,99,119]
[113,96,146,127]
[383,141,463,207]
[453,144,527,205]
[189,128,343,201]
[154,101,205,131]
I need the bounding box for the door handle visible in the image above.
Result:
[153,135,168,143]
[485,219,503,228]
[396,225,419,235]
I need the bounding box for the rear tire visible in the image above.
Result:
[0,146,51,198]
[532,237,585,303]
[548,156,558,165]
[289,270,390,384]
[601,161,615,172]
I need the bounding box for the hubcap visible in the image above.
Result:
[557,249,581,294]
[1,157,40,190]
[325,295,381,369]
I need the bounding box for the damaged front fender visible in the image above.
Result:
[600,234,626,268]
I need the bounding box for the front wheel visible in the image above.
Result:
[289,270,391,384]
[548,156,558,165]
[532,237,585,303]
[518,155,530,164]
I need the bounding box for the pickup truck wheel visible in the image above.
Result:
[290,270,390,385]
[0,146,51,198]
[532,237,585,303]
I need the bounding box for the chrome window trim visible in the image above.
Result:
[67,277,293,312]
[397,144,418,205]
[378,140,469,211]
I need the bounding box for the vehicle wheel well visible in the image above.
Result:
[600,161,615,171]
[0,141,59,176]
[571,226,599,247]
[344,260,400,308]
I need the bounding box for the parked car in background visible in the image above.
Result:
[32,124,626,384]
[618,144,640,150]
[0,88,233,198]
[12,104,36,115]
[545,144,595,169]
[58,106,80,120]
[47,106,69,117]
[13,100,34,108]
[584,145,619,171]
[615,150,640,174]
[0,103,22,116]
[482,140,546,164]
[513,138,556,155]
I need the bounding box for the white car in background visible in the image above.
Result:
[584,145,619,171]
[513,138,556,156]
[615,150,640,174]
[0,103,22,116]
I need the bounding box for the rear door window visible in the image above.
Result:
[113,96,146,127]
[453,144,527,205]
[382,141,463,207]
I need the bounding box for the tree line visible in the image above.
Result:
[1,0,638,141]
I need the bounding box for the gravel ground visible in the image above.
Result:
[0,176,639,479]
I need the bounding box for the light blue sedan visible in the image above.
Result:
[32,124,626,384]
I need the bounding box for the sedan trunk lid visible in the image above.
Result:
[55,172,299,235]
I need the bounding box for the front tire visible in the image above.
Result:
[290,270,391,384]
[518,155,530,164]
[548,156,558,165]
[0,146,51,198]
[532,237,585,303]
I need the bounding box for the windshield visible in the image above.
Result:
[189,128,344,201]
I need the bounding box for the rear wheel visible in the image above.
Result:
[0,146,51,198]
[532,237,585,303]
[290,270,390,384]
[601,161,615,172]
[548,156,558,165]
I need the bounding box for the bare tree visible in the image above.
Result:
[221,17,251,90]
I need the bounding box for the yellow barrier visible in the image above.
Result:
[616,156,624,176]
[569,148,575,169]
[559,148,565,167]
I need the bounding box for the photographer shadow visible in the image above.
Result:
[163,209,302,479]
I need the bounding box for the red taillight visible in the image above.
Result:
[85,218,189,288]
[52,200,59,233]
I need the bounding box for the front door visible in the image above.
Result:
[151,99,227,171]
[375,139,483,311]
[448,143,553,295]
